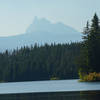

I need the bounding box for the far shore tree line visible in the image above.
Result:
[0,43,81,82]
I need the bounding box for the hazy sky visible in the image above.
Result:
[0,0,100,36]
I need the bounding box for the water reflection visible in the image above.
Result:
[0,91,100,100]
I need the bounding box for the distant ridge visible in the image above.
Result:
[0,17,82,51]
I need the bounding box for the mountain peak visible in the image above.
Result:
[33,16,38,22]
[26,17,80,35]
[26,17,52,33]
[33,16,51,25]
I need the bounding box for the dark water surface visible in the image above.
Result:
[0,91,100,100]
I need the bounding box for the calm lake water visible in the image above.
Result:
[0,79,100,100]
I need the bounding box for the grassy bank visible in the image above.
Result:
[79,72,100,82]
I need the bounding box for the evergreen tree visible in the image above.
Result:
[77,21,90,79]
[82,21,90,40]
[88,13,100,72]
[78,13,100,80]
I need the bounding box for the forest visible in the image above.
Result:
[0,42,81,82]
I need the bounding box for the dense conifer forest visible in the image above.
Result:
[0,43,81,82]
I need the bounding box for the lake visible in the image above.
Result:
[0,79,100,100]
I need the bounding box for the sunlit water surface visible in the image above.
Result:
[0,79,100,100]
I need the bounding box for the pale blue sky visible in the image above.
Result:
[0,0,100,36]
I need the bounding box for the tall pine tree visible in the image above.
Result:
[88,13,100,72]
[79,13,100,80]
